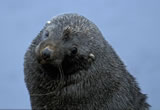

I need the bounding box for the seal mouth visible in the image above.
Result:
[39,58,63,67]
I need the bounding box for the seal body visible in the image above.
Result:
[24,13,149,110]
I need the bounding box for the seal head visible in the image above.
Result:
[34,14,100,76]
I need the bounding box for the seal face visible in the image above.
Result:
[35,17,96,76]
[24,13,150,110]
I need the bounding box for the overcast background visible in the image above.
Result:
[0,0,159,109]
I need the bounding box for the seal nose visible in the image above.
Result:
[41,47,53,60]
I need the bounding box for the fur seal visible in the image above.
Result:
[24,13,150,110]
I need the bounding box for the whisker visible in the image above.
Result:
[57,64,65,88]
[30,64,65,97]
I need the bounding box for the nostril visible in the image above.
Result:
[41,48,52,60]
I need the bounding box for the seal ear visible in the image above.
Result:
[62,26,71,40]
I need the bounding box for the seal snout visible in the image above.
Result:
[41,47,53,60]
[37,44,64,65]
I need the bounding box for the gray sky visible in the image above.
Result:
[0,0,159,109]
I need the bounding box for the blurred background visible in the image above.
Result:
[0,0,159,109]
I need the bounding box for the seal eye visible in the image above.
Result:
[45,31,49,37]
[71,47,77,55]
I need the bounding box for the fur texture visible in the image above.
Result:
[24,13,149,110]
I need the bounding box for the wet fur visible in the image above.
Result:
[24,13,150,110]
